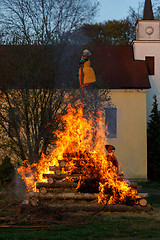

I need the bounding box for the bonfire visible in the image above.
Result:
[18,103,144,207]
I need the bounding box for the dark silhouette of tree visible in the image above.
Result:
[0,45,68,164]
[70,19,136,46]
[0,156,15,185]
[0,45,111,165]
[147,95,160,181]
[0,0,100,45]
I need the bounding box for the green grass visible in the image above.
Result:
[146,195,160,205]
[0,216,160,240]
[138,180,160,190]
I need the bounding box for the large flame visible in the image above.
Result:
[18,103,140,205]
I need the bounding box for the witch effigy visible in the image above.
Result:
[78,49,96,102]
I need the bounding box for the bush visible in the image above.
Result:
[147,95,160,181]
[0,156,15,185]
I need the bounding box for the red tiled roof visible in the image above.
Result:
[0,45,55,88]
[92,45,151,89]
[0,45,151,90]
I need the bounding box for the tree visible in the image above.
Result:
[0,45,111,165]
[0,156,15,185]
[70,19,136,46]
[128,0,160,26]
[69,1,160,46]
[0,45,68,164]
[154,0,160,19]
[0,88,68,164]
[0,0,100,45]
[147,95,160,181]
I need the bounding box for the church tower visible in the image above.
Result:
[132,0,160,120]
[136,0,159,41]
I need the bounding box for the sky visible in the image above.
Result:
[96,0,145,23]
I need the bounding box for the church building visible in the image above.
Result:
[132,0,160,121]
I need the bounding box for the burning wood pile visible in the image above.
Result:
[18,103,150,213]
[26,151,148,212]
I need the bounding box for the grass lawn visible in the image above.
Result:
[1,214,160,240]
[0,180,160,240]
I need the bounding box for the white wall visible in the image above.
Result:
[136,21,160,41]
[107,90,148,179]
[133,40,160,121]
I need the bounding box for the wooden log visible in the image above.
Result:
[21,202,151,213]
[29,191,148,202]
[29,192,39,198]
[36,181,77,189]
[56,193,99,200]
[22,199,29,205]
[138,193,148,198]
[58,160,66,167]
[43,173,69,180]
[29,192,100,200]
[49,166,70,171]
[55,169,61,176]
[138,198,147,207]
[43,173,81,180]
[30,197,39,206]
[63,152,88,159]
[29,192,59,200]
[39,187,47,195]
[48,178,54,184]
[130,182,138,189]
[49,165,59,171]
[30,189,148,203]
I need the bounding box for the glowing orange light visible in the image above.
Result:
[18,103,140,204]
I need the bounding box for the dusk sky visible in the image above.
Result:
[95,0,144,23]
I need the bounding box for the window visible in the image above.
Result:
[145,56,154,75]
[105,108,117,138]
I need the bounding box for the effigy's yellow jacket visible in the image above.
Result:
[79,59,96,86]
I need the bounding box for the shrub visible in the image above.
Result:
[147,95,160,181]
[0,156,15,185]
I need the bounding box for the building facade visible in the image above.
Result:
[92,45,150,179]
[132,0,160,120]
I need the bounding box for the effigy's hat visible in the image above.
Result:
[105,145,115,151]
[82,49,91,57]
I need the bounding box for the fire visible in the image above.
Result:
[17,160,36,192]
[17,152,59,192]
[18,103,140,205]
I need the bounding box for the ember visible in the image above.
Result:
[18,103,142,206]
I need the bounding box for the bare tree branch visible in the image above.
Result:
[0,0,100,44]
